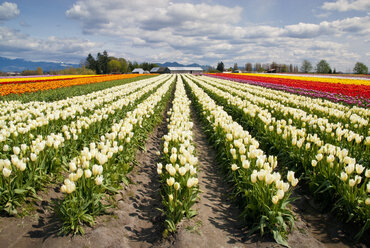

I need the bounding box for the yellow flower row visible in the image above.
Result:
[0,75,100,83]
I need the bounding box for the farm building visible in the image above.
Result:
[132,68,144,74]
[167,67,203,74]
[150,67,170,74]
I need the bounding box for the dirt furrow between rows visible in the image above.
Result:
[172,105,254,248]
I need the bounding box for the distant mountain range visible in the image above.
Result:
[0,56,79,72]
[0,56,212,72]
[155,62,212,70]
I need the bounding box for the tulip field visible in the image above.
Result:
[0,73,369,247]
[208,73,370,107]
[0,74,145,96]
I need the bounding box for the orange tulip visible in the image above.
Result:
[0,74,148,96]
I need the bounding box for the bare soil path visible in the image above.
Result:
[172,105,251,247]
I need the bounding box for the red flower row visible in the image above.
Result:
[211,73,370,99]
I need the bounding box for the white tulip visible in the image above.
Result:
[84,169,92,178]
[167,177,175,186]
[2,167,11,177]
[95,175,103,185]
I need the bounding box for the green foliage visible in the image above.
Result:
[216,61,224,72]
[21,67,44,76]
[353,62,368,74]
[300,60,312,73]
[207,68,220,73]
[245,63,253,72]
[97,51,109,74]
[55,187,107,235]
[118,58,129,73]
[316,60,331,74]
[107,59,122,73]
[85,51,157,74]
[85,53,97,72]
[49,66,96,75]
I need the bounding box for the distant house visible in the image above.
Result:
[150,67,170,74]
[150,67,160,73]
[132,68,144,74]
[167,67,203,74]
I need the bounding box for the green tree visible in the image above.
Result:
[85,53,96,72]
[108,59,122,73]
[97,50,109,74]
[216,61,224,72]
[255,63,262,72]
[289,64,293,73]
[270,62,278,71]
[233,63,238,72]
[281,64,288,73]
[353,62,368,74]
[118,58,129,73]
[36,67,43,75]
[300,60,312,73]
[245,62,252,72]
[316,60,331,74]
[139,62,157,71]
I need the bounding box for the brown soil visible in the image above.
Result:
[0,92,368,248]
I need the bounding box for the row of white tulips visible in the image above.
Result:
[190,75,369,238]
[0,75,171,215]
[61,75,174,194]
[1,76,169,179]
[183,75,297,246]
[193,76,369,162]
[157,76,199,234]
[57,75,175,234]
[0,76,164,121]
[0,75,170,146]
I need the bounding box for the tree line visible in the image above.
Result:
[84,50,158,74]
[300,60,368,74]
[215,60,368,74]
[216,61,299,73]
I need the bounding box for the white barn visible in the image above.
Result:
[167,67,203,74]
[132,68,144,74]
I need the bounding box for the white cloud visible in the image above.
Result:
[0,26,99,62]
[0,2,19,21]
[322,0,370,12]
[282,16,370,38]
[63,1,370,70]
[0,0,361,71]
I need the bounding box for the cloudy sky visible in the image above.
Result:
[0,0,369,71]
